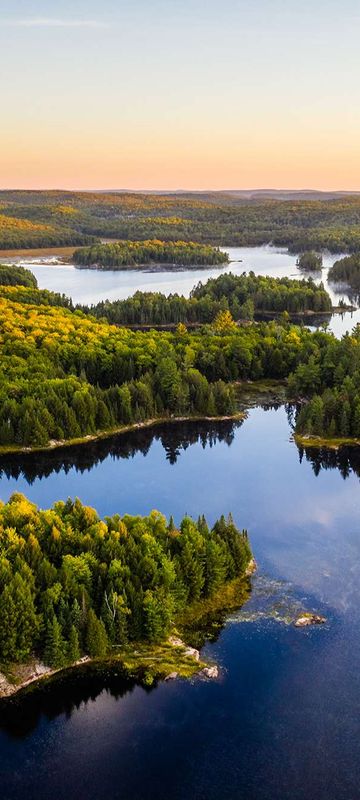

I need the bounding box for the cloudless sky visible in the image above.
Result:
[0,0,359,190]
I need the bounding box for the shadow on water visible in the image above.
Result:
[0,419,244,483]
[0,667,142,740]
[297,442,360,479]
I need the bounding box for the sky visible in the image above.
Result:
[0,0,359,191]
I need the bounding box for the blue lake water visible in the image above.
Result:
[1,407,360,799]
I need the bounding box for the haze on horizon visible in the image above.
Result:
[1,0,360,191]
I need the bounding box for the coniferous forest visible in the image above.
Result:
[73,240,229,269]
[0,493,251,666]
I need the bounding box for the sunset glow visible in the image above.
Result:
[1,0,360,190]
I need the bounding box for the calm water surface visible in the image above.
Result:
[4,245,360,336]
[0,407,360,799]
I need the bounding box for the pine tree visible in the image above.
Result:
[44,616,67,668]
[0,573,39,662]
[86,609,109,657]
[67,625,81,663]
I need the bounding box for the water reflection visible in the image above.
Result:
[0,669,143,740]
[297,442,360,480]
[0,419,242,483]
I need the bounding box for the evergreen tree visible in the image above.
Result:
[44,616,67,668]
[86,609,109,657]
[67,625,81,663]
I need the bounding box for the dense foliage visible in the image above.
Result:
[0,265,357,447]
[86,273,332,328]
[73,240,228,269]
[0,211,96,249]
[287,326,360,437]
[0,294,241,448]
[296,376,360,439]
[328,255,360,290]
[0,493,252,665]
[0,264,37,288]
[0,282,338,449]
[296,252,323,271]
[2,191,360,252]
[0,284,73,309]
[190,272,331,314]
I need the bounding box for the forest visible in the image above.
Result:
[295,376,360,439]
[2,190,360,253]
[328,255,360,290]
[0,264,360,448]
[73,240,228,269]
[0,264,38,288]
[85,273,332,327]
[0,493,252,666]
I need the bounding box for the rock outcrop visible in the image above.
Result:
[295,613,326,627]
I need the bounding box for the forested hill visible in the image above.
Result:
[0,493,252,666]
[2,190,360,251]
[73,240,228,269]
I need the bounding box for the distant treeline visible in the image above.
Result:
[2,191,360,253]
[73,240,229,269]
[0,493,252,665]
[84,273,332,327]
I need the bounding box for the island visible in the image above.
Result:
[72,240,229,270]
[0,494,253,698]
[83,272,333,327]
[296,251,323,271]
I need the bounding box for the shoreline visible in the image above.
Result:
[0,412,246,457]
[295,433,360,450]
[74,261,228,272]
[0,566,256,702]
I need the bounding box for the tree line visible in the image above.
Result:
[0,264,38,288]
[84,272,332,328]
[73,240,229,269]
[0,493,252,665]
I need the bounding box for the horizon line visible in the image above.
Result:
[0,187,360,194]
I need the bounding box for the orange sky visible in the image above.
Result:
[1,1,360,190]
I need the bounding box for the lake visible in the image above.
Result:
[2,245,360,337]
[1,407,360,799]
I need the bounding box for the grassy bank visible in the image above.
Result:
[0,642,205,701]
[295,433,360,450]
